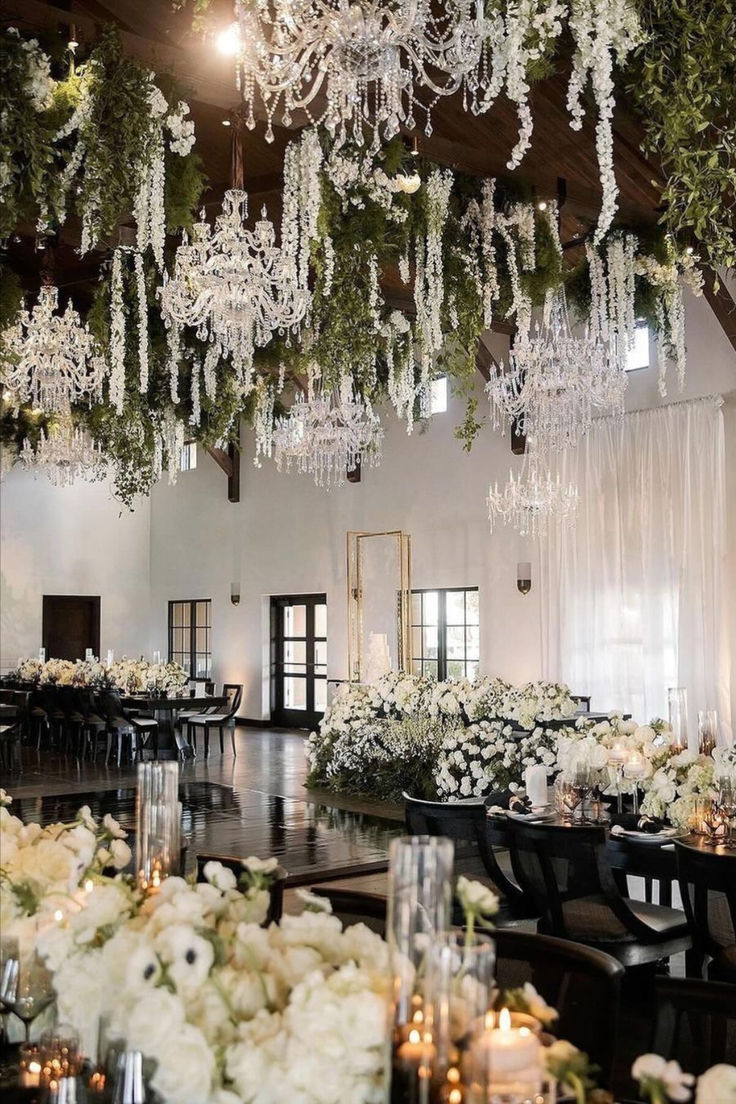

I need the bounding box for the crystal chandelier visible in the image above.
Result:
[487,289,627,454]
[1,285,106,414]
[272,384,383,487]
[232,0,489,144]
[159,120,310,387]
[20,414,107,487]
[487,444,578,539]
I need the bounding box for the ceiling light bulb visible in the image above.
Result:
[222,118,232,127]
[216,22,241,57]
[68,39,79,51]
[537,200,548,211]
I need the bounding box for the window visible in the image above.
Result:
[180,441,197,471]
[626,325,650,371]
[429,376,448,414]
[411,587,479,681]
[168,599,211,678]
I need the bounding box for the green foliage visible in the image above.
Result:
[627,1,736,270]
[85,254,241,507]
[54,27,204,247]
[0,28,67,240]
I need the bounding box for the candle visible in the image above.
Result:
[19,1045,42,1088]
[608,742,626,766]
[525,765,548,808]
[481,1008,542,1079]
[623,751,647,781]
[106,649,114,667]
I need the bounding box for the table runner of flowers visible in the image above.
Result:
[307,674,736,826]
[2,791,735,1104]
[9,656,190,695]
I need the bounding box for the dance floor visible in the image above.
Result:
[6,727,406,885]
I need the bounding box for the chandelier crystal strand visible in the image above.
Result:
[159,156,310,391]
[20,413,107,487]
[487,442,578,539]
[487,286,626,453]
[272,381,383,488]
[0,285,107,415]
[233,0,491,145]
[252,378,275,467]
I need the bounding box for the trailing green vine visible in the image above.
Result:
[627,0,736,271]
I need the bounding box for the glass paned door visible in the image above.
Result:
[271,594,327,727]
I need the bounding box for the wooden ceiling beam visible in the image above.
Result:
[702,269,736,356]
[204,443,240,502]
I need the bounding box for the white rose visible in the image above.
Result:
[103,814,127,839]
[696,1065,736,1104]
[150,1023,215,1104]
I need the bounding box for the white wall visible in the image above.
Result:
[2,288,735,720]
[0,472,151,670]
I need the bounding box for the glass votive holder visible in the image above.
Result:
[19,1042,43,1088]
[701,799,729,843]
[40,1024,81,1084]
[468,1008,546,1104]
[135,761,180,893]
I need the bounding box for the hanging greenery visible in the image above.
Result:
[53,27,202,258]
[626,1,736,272]
[0,26,204,255]
[0,28,64,241]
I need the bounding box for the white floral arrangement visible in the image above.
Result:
[0,790,131,956]
[433,721,559,800]
[633,1054,736,1104]
[307,675,577,800]
[10,656,190,696]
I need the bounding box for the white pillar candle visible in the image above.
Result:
[525,764,548,808]
[477,1009,542,1087]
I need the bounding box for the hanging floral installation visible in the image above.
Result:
[0,16,714,507]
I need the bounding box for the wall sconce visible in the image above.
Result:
[230,583,241,606]
[517,562,532,595]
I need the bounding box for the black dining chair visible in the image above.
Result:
[506,819,692,969]
[676,841,736,982]
[307,887,622,1086]
[100,690,159,763]
[492,928,623,1088]
[186,683,243,758]
[403,792,537,921]
[651,976,736,1072]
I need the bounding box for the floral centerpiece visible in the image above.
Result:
[9,656,189,696]
[307,675,578,801]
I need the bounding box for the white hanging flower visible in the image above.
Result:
[109,249,126,414]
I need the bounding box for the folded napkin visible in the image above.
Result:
[610,813,669,835]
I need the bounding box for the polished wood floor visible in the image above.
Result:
[4,727,408,886]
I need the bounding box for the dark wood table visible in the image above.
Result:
[121,694,226,756]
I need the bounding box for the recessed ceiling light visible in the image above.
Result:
[222,119,231,127]
[537,200,548,212]
[216,22,241,57]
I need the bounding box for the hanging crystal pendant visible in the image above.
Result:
[232,0,489,145]
[1,285,107,414]
[272,382,383,488]
[19,413,107,487]
[487,441,578,539]
[487,288,627,454]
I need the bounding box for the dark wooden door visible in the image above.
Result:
[42,595,101,661]
[271,594,327,728]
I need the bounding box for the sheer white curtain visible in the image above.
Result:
[540,396,731,743]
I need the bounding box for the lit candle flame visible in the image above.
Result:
[499,1007,511,1031]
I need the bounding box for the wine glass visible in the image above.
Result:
[715,777,736,846]
[0,943,55,1042]
[571,767,595,824]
